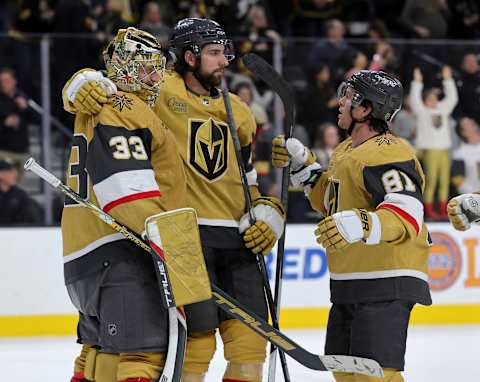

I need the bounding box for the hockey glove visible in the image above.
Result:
[271,135,322,189]
[239,196,286,256]
[447,193,480,231]
[315,209,381,252]
[65,70,116,115]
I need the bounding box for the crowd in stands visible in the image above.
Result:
[1,0,480,224]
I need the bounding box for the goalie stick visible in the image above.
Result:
[24,158,185,382]
[242,53,295,382]
[25,158,384,378]
[220,80,291,382]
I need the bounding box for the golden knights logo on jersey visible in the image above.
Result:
[188,118,229,182]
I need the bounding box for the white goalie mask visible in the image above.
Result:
[104,27,166,107]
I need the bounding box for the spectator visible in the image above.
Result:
[368,40,398,73]
[455,53,480,123]
[343,0,376,37]
[235,81,269,130]
[311,122,340,167]
[0,68,31,175]
[400,0,451,39]
[298,65,338,141]
[391,94,417,145]
[345,51,368,79]
[451,117,480,194]
[0,159,43,225]
[289,0,344,37]
[410,66,458,220]
[139,1,171,45]
[308,19,355,79]
[448,0,480,39]
[238,4,282,66]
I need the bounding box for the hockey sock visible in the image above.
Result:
[117,352,165,381]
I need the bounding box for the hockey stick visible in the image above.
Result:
[24,158,185,382]
[242,53,295,382]
[220,80,291,382]
[25,158,384,378]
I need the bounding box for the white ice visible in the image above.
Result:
[1,326,479,381]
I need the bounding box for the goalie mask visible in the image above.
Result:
[104,27,166,107]
[337,70,403,123]
[168,18,235,71]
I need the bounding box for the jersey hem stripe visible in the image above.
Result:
[197,218,239,227]
[63,233,125,263]
[378,203,420,235]
[330,269,428,282]
[103,190,161,213]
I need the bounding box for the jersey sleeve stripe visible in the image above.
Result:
[93,169,160,210]
[103,190,161,213]
[378,203,420,235]
[377,192,423,235]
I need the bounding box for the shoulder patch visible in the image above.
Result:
[375,135,397,146]
[112,94,133,112]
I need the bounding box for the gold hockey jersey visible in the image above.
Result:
[153,71,257,228]
[61,91,186,280]
[309,134,432,304]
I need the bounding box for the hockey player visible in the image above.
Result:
[61,19,285,382]
[62,27,186,382]
[272,70,432,381]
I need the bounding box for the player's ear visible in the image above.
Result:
[184,50,196,67]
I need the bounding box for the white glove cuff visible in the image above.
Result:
[238,204,285,238]
[66,70,105,102]
[332,211,364,244]
[98,77,117,96]
[365,212,381,245]
[253,203,285,238]
[331,210,381,245]
[286,138,308,169]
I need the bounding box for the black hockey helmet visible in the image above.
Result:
[337,70,403,122]
[169,18,235,63]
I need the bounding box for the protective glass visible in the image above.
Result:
[337,82,364,107]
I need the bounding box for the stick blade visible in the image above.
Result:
[319,355,384,377]
[242,53,295,135]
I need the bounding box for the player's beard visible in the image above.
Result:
[195,67,224,89]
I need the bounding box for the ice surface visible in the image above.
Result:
[1,326,478,381]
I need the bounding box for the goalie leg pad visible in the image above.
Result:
[146,208,212,306]
[220,319,266,382]
[83,346,99,381]
[117,352,166,380]
[333,369,404,382]
[183,330,216,376]
[94,352,119,382]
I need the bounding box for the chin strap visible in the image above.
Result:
[347,108,372,135]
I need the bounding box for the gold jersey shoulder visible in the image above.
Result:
[62,90,186,258]
[333,133,416,167]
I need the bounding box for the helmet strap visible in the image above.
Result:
[347,106,372,136]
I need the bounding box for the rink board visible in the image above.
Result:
[1,224,479,336]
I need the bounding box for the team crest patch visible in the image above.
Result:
[189,118,228,181]
[112,94,133,111]
[375,135,396,146]
[167,97,188,113]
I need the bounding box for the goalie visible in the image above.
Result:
[272,70,432,382]
[62,28,188,382]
